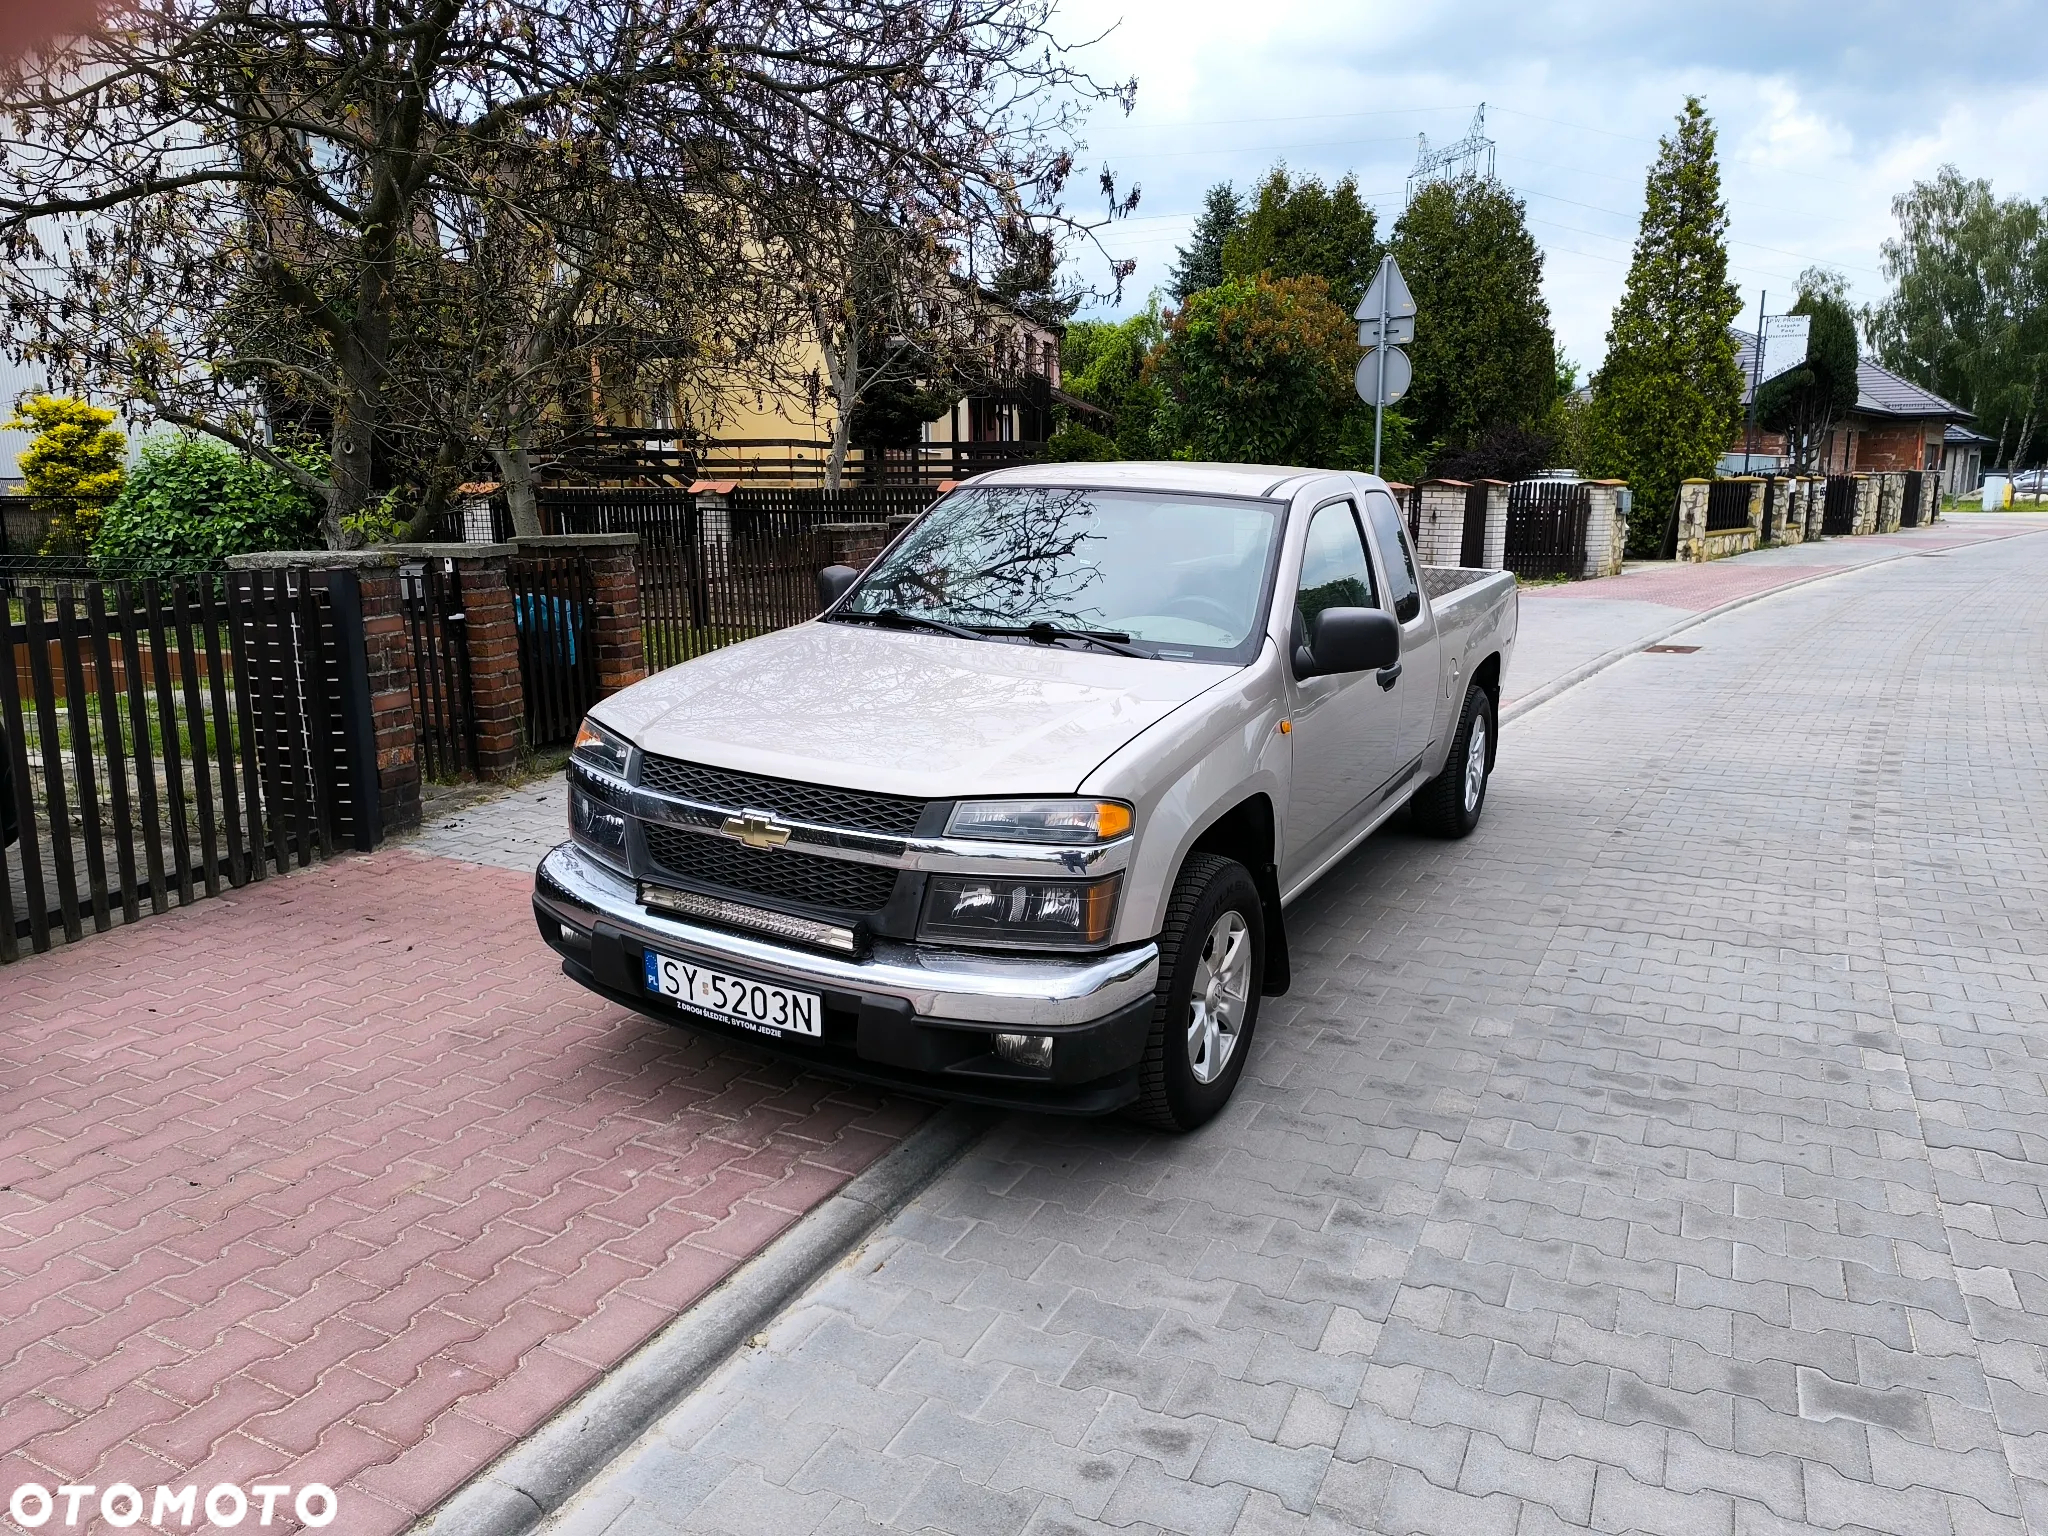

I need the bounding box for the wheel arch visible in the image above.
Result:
[1184,793,1290,996]
[1469,650,1501,767]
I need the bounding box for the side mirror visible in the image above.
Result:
[816,564,860,610]
[1296,607,1400,678]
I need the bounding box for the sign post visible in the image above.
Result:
[1355,254,1416,475]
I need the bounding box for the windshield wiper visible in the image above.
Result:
[985,621,1147,658]
[829,607,988,644]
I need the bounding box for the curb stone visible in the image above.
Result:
[1501,524,2048,726]
[407,1102,994,1536]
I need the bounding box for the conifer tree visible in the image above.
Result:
[4,394,126,554]
[1391,175,1556,453]
[1584,97,1744,556]
[1169,184,1242,303]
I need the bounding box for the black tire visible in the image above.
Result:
[1129,854,1264,1133]
[1411,683,1493,839]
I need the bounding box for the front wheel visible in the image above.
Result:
[1130,854,1264,1133]
[1412,683,1493,838]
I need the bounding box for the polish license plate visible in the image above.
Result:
[642,951,822,1038]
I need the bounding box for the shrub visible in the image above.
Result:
[1151,274,1355,466]
[92,436,323,578]
[1043,423,1121,462]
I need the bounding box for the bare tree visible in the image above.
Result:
[0,0,1135,546]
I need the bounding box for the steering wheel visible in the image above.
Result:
[1163,595,1240,630]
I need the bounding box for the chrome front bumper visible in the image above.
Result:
[534,842,1159,1027]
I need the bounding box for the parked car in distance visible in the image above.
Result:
[534,463,1518,1130]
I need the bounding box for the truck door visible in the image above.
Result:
[1361,489,1442,779]
[1283,498,1407,876]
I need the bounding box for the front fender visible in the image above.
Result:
[1079,643,1290,949]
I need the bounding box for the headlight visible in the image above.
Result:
[920,873,1121,949]
[569,786,628,862]
[945,798,1132,844]
[572,716,632,777]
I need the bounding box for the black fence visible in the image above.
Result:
[1760,478,1780,543]
[1902,470,1924,528]
[1705,481,1754,533]
[533,485,940,671]
[0,496,114,561]
[510,553,598,748]
[1505,481,1590,580]
[400,558,476,779]
[2,568,376,962]
[516,431,1046,488]
[1822,475,1858,535]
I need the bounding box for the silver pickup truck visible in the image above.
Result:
[534,462,1516,1129]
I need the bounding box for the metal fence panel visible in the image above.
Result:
[3,568,360,961]
[1822,475,1858,535]
[1505,481,1590,580]
[1705,481,1753,532]
[509,554,599,748]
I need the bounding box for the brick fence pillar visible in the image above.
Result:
[354,560,424,835]
[1478,481,1510,570]
[513,532,645,698]
[814,521,893,572]
[448,549,521,777]
[1412,481,1470,567]
[1582,481,1628,577]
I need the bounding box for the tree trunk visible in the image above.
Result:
[327,329,386,548]
[326,414,375,550]
[492,440,545,538]
[826,323,858,492]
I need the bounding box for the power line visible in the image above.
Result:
[1083,105,1465,135]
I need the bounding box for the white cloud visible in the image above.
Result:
[1052,0,2048,373]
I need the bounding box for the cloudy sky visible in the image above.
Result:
[1053,0,2048,377]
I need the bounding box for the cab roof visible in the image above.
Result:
[966,460,1349,500]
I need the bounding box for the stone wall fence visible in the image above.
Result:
[1877,471,1905,534]
[1675,480,1710,562]
[1773,479,1805,546]
[1853,474,1880,536]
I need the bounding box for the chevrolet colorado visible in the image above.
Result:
[534,462,1517,1130]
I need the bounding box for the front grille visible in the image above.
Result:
[643,823,900,913]
[637,754,928,836]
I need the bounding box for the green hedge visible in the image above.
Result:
[93,437,324,579]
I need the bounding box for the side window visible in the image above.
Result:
[1295,501,1377,639]
[1363,491,1421,623]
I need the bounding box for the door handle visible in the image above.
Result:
[1376,662,1402,690]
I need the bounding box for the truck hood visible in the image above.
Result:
[594,620,1236,798]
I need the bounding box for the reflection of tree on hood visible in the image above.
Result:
[861,488,1106,626]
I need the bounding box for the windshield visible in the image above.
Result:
[835,486,1283,664]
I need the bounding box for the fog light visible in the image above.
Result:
[993,1033,1055,1069]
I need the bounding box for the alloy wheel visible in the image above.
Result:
[1187,910,1252,1085]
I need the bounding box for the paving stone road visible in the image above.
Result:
[535,524,2048,1535]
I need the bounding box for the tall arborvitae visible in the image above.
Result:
[1584,96,1745,556]
[1391,174,1556,454]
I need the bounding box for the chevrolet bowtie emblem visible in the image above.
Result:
[721,810,793,850]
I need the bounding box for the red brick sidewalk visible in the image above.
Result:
[0,851,930,1534]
